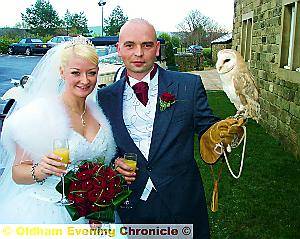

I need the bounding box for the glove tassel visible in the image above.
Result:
[211,180,219,212]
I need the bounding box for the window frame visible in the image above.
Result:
[241,11,254,63]
[279,0,300,72]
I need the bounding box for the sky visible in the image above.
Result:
[0,0,235,32]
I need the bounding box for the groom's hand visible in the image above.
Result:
[114,157,136,185]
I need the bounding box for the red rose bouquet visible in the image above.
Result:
[56,159,130,222]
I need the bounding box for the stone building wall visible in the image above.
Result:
[232,0,300,158]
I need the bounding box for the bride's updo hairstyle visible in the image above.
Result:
[60,36,99,68]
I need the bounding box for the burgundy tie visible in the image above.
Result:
[132,82,149,106]
[126,64,158,106]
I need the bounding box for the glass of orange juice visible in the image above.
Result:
[121,153,137,209]
[53,138,73,206]
[123,153,137,171]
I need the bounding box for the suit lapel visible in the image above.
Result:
[148,68,179,161]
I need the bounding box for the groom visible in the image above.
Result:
[98,18,239,238]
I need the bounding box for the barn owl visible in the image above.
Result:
[216,49,261,122]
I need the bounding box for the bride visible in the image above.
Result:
[0,37,117,223]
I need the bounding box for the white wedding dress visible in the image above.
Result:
[0,97,117,224]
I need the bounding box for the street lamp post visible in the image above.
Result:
[98,0,107,36]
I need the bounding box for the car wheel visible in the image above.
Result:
[25,48,32,56]
[8,47,14,55]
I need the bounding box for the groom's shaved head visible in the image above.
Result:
[119,18,157,40]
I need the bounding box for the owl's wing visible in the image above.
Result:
[232,71,261,122]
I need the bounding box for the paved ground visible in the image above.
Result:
[190,69,222,91]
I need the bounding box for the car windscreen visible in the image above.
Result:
[31,39,43,43]
[63,37,72,41]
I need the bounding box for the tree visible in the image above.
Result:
[64,10,72,35]
[21,0,62,36]
[177,10,227,47]
[103,6,128,36]
[63,11,89,35]
[158,33,176,67]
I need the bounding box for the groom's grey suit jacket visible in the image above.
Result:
[97,66,218,238]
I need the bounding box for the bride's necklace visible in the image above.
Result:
[80,106,87,127]
[63,98,87,127]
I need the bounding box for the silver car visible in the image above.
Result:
[47,36,73,47]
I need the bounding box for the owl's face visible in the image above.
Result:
[216,49,237,74]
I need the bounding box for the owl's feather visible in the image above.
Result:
[232,72,261,122]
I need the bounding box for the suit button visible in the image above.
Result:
[146,166,152,172]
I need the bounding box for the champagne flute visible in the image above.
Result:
[53,138,74,206]
[121,153,137,209]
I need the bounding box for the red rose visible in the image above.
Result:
[76,169,94,181]
[107,176,122,192]
[81,179,95,191]
[92,163,105,171]
[87,189,103,203]
[68,181,88,204]
[98,188,116,204]
[69,181,82,190]
[79,162,94,171]
[93,176,107,189]
[160,92,176,103]
[104,167,118,180]
[68,188,87,204]
[75,203,90,217]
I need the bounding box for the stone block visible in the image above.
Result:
[278,109,291,125]
[277,119,291,137]
[275,35,281,44]
[275,97,290,111]
[290,102,300,118]
[258,70,267,79]
[282,87,295,101]
[295,91,300,106]
[290,116,300,134]
[268,114,278,129]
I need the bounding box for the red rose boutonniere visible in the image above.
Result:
[159,92,176,111]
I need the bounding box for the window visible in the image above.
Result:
[280,0,300,72]
[241,12,253,62]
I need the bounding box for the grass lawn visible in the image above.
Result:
[195,91,299,239]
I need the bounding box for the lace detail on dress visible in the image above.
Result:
[69,128,109,163]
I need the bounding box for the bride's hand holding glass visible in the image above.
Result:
[38,153,68,177]
[52,138,73,206]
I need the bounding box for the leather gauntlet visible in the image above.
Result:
[200,118,245,164]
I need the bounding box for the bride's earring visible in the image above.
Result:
[58,78,65,93]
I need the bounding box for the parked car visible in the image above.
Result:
[1,75,31,133]
[8,38,52,56]
[187,45,203,54]
[47,36,73,47]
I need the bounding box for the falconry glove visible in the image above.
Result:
[200,117,245,164]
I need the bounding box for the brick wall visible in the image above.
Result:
[232,0,300,158]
